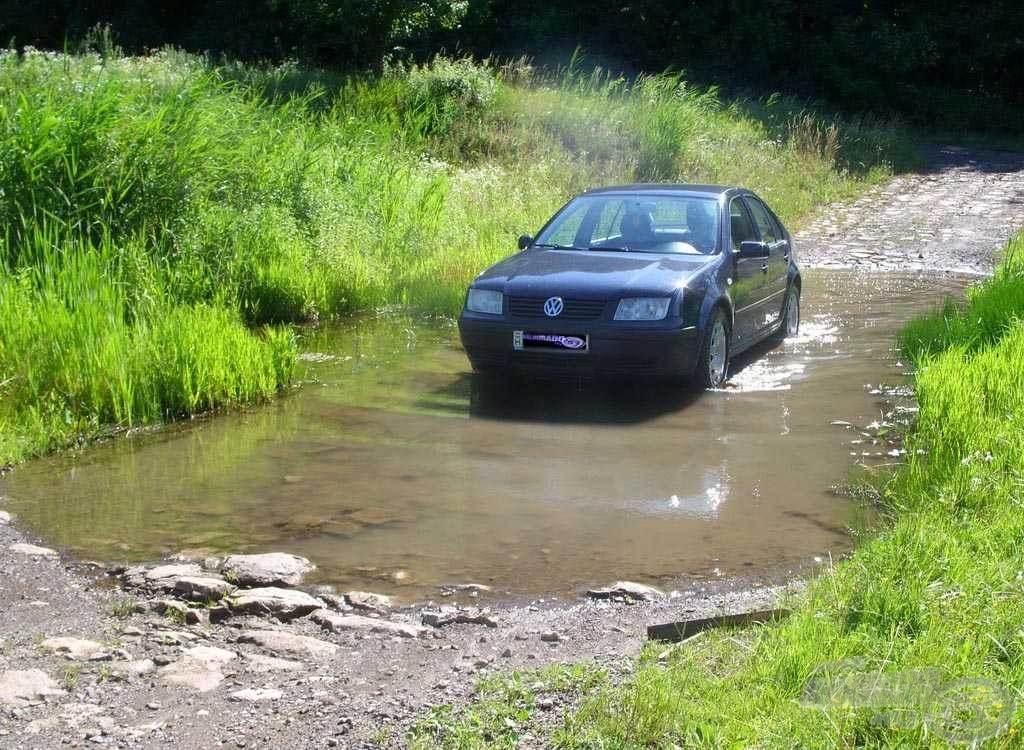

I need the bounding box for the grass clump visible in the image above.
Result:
[551,237,1024,747]
[409,663,605,749]
[0,47,914,464]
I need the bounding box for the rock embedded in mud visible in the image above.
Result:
[230,587,323,621]
[8,543,58,558]
[173,576,236,601]
[540,631,561,643]
[343,591,392,613]
[0,511,12,525]
[311,609,426,639]
[0,669,65,707]
[220,553,315,587]
[237,629,338,658]
[39,637,110,662]
[585,581,665,602]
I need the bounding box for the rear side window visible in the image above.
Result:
[745,197,781,244]
[729,199,755,251]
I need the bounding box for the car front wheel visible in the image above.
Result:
[694,308,730,389]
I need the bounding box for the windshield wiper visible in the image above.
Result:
[589,245,630,252]
[532,242,581,250]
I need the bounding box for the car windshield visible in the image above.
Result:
[534,194,720,254]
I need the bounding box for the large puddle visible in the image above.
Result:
[1,270,966,602]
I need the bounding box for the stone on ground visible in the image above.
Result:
[124,563,204,590]
[311,609,426,638]
[0,669,65,707]
[344,591,392,613]
[157,645,236,692]
[220,553,315,587]
[0,510,11,525]
[421,607,498,628]
[39,637,110,661]
[8,543,58,557]
[243,653,305,672]
[586,581,665,601]
[113,659,157,679]
[237,629,338,658]
[230,587,323,621]
[173,576,235,601]
[230,687,284,702]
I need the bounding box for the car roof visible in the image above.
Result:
[581,183,741,198]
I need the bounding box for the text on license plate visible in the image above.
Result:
[513,331,588,352]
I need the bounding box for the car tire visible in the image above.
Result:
[773,284,800,341]
[694,308,730,389]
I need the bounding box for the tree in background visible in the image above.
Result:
[0,0,468,67]
[2,0,1022,131]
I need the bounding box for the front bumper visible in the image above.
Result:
[458,314,700,379]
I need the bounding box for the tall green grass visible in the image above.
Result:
[535,237,1024,748]
[0,47,914,464]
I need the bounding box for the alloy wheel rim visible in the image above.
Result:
[708,319,726,385]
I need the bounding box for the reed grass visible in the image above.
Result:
[0,47,914,464]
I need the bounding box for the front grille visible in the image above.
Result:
[508,297,608,321]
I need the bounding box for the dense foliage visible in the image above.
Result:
[4,1,1022,131]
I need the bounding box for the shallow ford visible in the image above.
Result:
[458,184,802,387]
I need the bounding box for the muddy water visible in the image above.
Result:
[1,271,966,602]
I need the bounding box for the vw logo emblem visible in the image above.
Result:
[543,296,564,317]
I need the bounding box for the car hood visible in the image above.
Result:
[473,249,714,298]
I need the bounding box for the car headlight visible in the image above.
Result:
[614,297,671,321]
[466,288,504,315]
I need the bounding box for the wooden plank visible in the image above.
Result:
[647,608,791,642]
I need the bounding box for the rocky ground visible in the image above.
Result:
[797,145,1024,274]
[2,145,1023,750]
[0,516,785,749]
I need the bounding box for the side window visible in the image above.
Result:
[745,197,779,244]
[729,198,755,252]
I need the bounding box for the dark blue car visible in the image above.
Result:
[458,184,801,387]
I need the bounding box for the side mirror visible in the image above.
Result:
[517,234,534,250]
[737,241,770,259]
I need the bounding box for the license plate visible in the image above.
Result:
[513,331,588,352]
